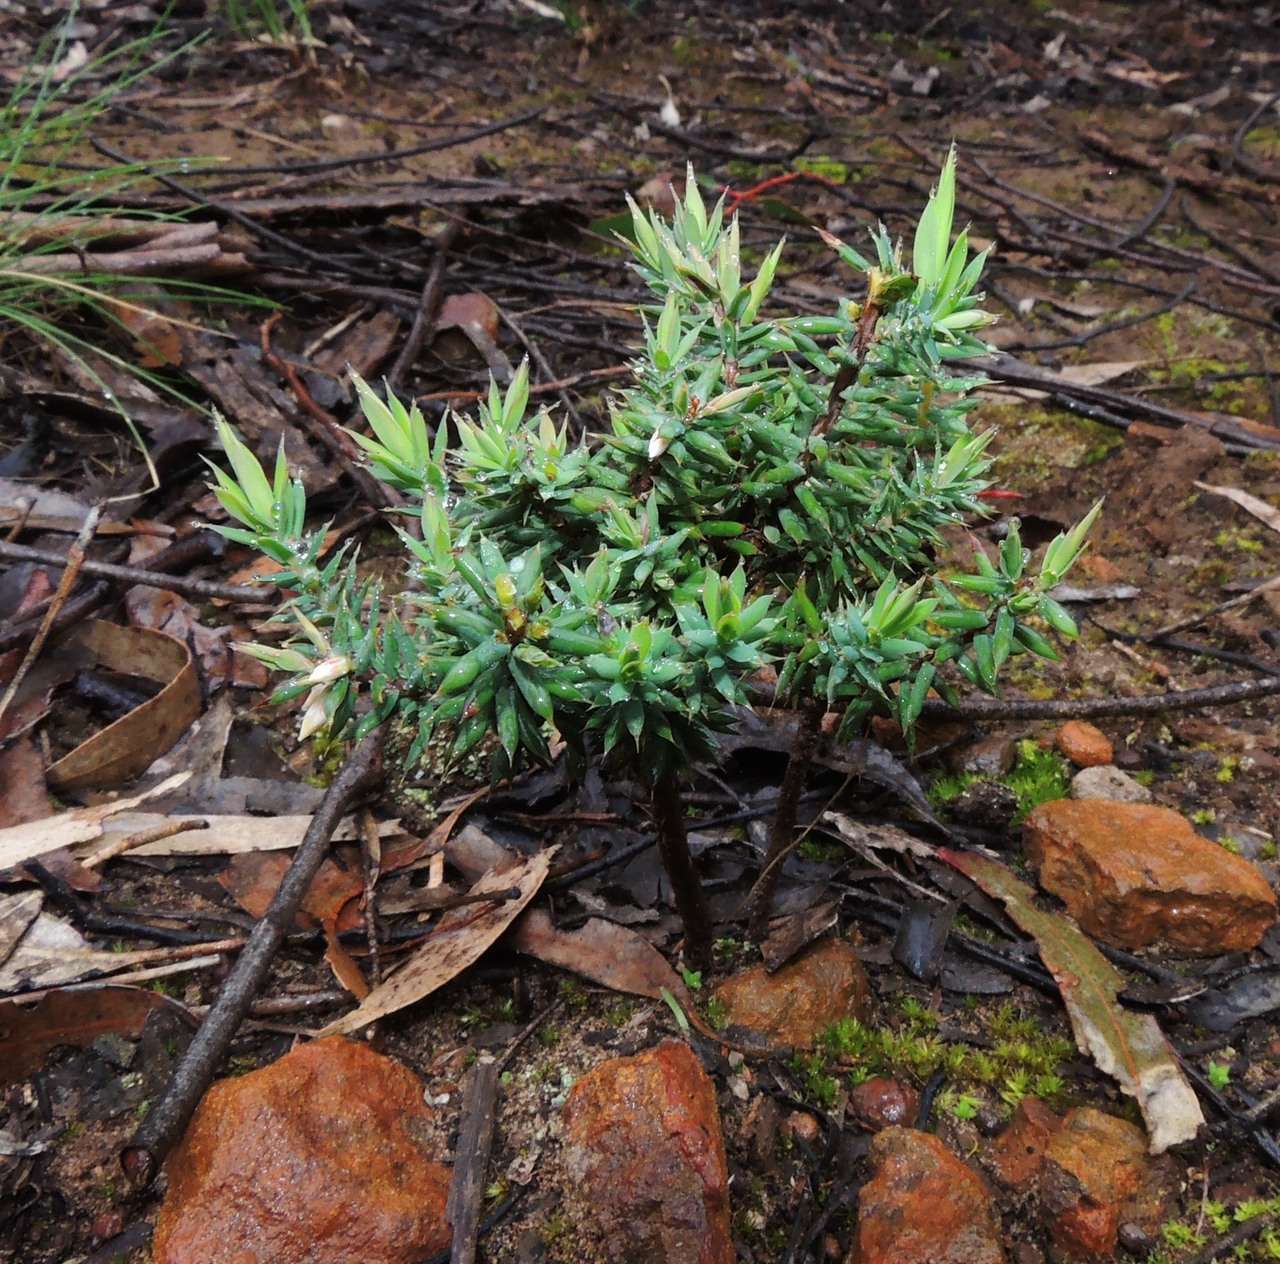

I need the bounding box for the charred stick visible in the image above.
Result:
[446,1056,501,1264]
[172,107,546,179]
[1230,90,1280,186]
[23,860,224,946]
[121,729,385,1188]
[91,139,384,284]
[543,833,654,889]
[1184,1214,1274,1264]
[746,704,824,941]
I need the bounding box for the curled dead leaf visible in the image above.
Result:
[47,622,200,791]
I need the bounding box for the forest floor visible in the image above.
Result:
[1,2,1279,1262]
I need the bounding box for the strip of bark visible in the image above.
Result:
[120,729,385,1188]
[1,213,219,249]
[447,1055,501,1264]
[13,242,229,276]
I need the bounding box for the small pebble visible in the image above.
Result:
[1070,765,1153,804]
[783,1110,821,1144]
[1055,720,1114,768]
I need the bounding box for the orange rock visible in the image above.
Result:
[711,937,871,1049]
[988,1098,1062,1189]
[1025,800,1277,954]
[849,1127,1006,1264]
[562,1040,733,1264]
[1054,721,1114,768]
[153,1037,451,1264]
[1039,1108,1148,1260]
[848,1077,920,1133]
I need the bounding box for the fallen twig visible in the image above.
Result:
[1230,90,1280,186]
[387,223,459,392]
[0,539,262,604]
[0,505,100,731]
[120,729,385,1188]
[12,240,238,277]
[1184,1214,1274,1264]
[1146,573,1280,641]
[921,676,1280,721]
[259,312,399,511]
[80,818,209,869]
[970,353,1280,451]
[359,808,383,986]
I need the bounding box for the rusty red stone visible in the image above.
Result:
[562,1039,733,1264]
[153,1037,451,1264]
[1025,799,1277,953]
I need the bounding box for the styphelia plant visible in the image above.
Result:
[209,150,1098,965]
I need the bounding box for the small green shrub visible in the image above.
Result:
[209,153,1097,956]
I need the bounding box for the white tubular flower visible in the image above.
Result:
[296,655,351,741]
[303,655,352,686]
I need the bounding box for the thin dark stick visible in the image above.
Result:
[1111,177,1176,249]
[259,312,398,510]
[543,832,654,889]
[969,353,1280,452]
[359,808,383,986]
[388,224,459,392]
[0,539,262,603]
[746,704,823,941]
[446,1056,501,1264]
[1231,91,1280,185]
[0,505,99,729]
[91,140,373,283]
[1007,280,1195,355]
[1146,573,1280,640]
[1184,1215,1273,1264]
[496,998,565,1075]
[120,730,385,1188]
[496,304,582,434]
[920,675,1280,721]
[163,108,546,179]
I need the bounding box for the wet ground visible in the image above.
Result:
[1,1,1279,1261]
